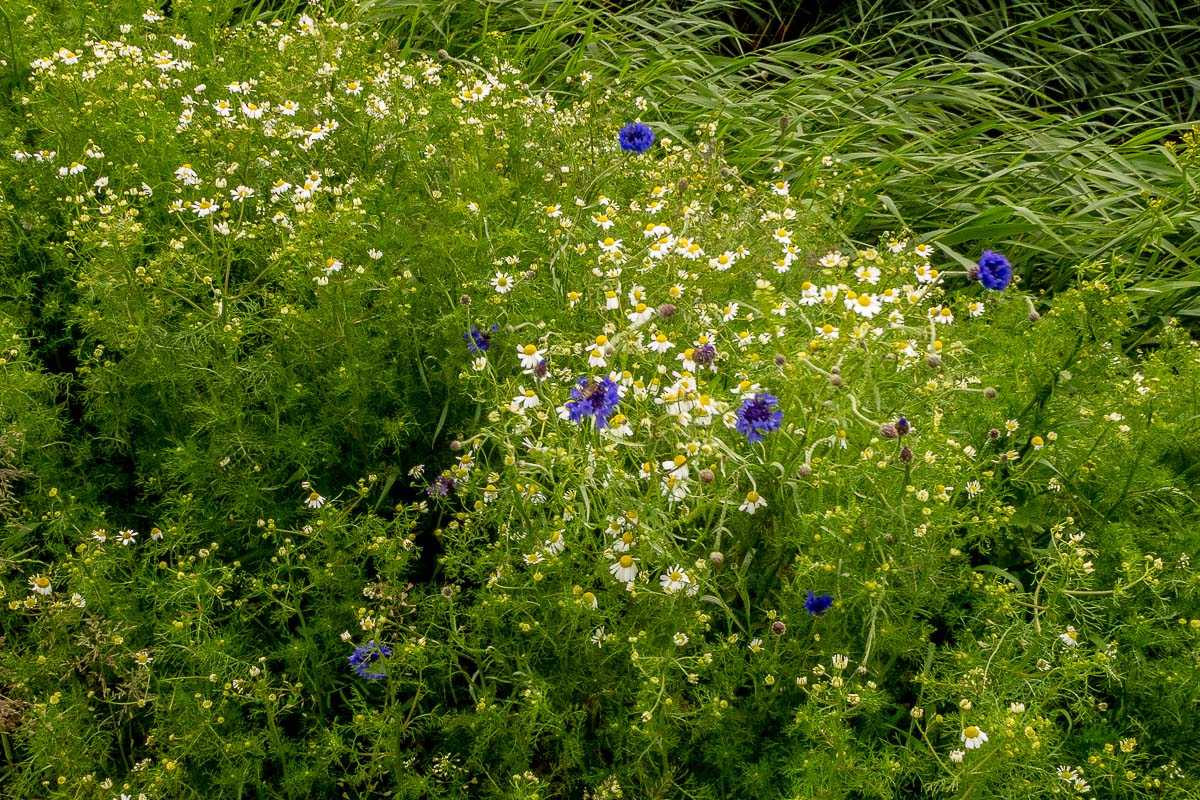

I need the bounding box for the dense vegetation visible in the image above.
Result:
[1,1,1197,798]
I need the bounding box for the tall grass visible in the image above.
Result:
[346,0,1200,327]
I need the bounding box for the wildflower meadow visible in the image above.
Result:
[1,2,1199,798]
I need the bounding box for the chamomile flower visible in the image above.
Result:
[517,344,544,370]
[510,386,540,412]
[856,265,881,284]
[709,251,736,271]
[610,554,638,583]
[659,565,692,594]
[116,528,138,546]
[960,726,988,749]
[848,291,882,318]
[673,632,689,646]
[29,575,53,596]
[647,333,675,354]
[739,490,767,514]
[305,491,326,509]
[1059,626,1080,647]
[192,197,220,217]
[491,272,514,294]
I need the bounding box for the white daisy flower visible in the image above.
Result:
[491,272,514,294]
[516,344,544,370]
[659,565,692,594]
[609,555,638,583]
[739,490,767,514]
[960,726,988,749]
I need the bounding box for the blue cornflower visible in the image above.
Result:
[735,392,783,443]
[618,122,655,154]
[976,251,1012,291]
[804,590,834,616]
[463,323,497,354]
[565,376,620,429]
[349,640,392,680]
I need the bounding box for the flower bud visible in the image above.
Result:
[926,354,942,369]
[774,353,787,367]
[709,551,724,566]
[657,303,677,319]
[1028,311,1041,322]
[899,446,914,464]
[895,417,910,436]
[983,387,997,399]
[771,620,787,635]
[459,294,472,306]
[830,374,843,387]
[989,428,1000,440]
[797,464,812,478]
[699,468,714,483]
[879,422,898,439]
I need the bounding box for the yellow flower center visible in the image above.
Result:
[619,555,633,568]
[964,726,980,738]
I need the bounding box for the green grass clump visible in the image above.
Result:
[0,3,1197,799]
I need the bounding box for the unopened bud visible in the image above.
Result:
[709,551,724,566]
[988,428,1000,440]
[699,468,714,483]
[983,387,998,398]
[676,178,688,194]
[774,353,787,367]
[830,374,843,387]
[899,446,914,464]
[797,464,812,478]
[879,422,898,439]
[926,354,942,369]
[771,620,787,635]
[1028,311,1041,322]
[459,294,472,306]
[657,303,677,319]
